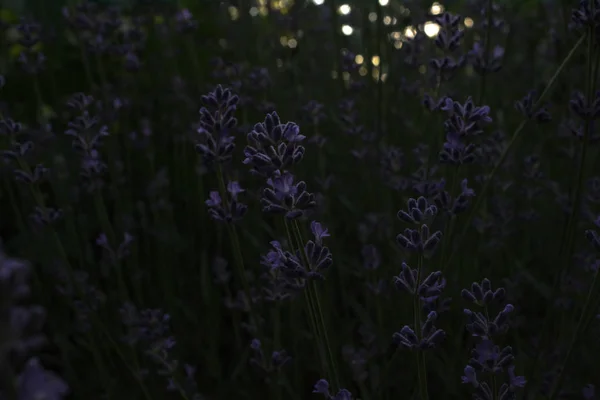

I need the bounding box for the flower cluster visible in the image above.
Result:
[244,112,306,177]
[461,279,526,399]
[439,97,493,166]
[195,85,239,167]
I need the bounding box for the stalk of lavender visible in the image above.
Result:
[64,93,129,301]
[424,11,465,181]
[461,280,526,400]
[196,85,262,336]
[524,5,600,389]
[292,218,341,391]
[560,1,599,277]
[282,218,331,381]
[435,96,489,275]
[415,237,429,400]
[443,32,586,271]
[394,197,447,399]
[246,112,340,390]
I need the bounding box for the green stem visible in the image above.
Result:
[524,33,593,400]
[439,167,460,275]
[93,192,128,301]
[561,33,597,277]
[484,307,497,400]
[215,165,263,339]
[443,34,586,271]
[548,21,598,400]
[415,241,428,400]
[291,220,340,391]
[548,266,600,400]
[283,219,327,375]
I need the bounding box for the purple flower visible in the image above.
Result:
[244,112,306,177]
[312,379,353,400]
[195,85,239,167]
[262,171,316,220]
[508,366,527,389]
[310,221,330,244]
[461,365,479,387]
[205,182,248,223]
[205,191,222,207]
[227,181,244,198]
[397,197,438,224]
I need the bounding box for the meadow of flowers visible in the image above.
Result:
[0,0,599,398]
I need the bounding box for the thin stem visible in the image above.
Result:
[484,307,498,400]
[443,34,586,271]
[284,219,328,378]
[291,219,340,391]
[439,166,460,275]
[561,32,597,277]
[93,192,128,300]
[548,266,600,400]
[414,237,428,400]
[548,21,598,400]
[215,165,262,338]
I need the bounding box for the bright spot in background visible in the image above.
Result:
[423,21,440,37]
[355,54,364,64]
[368,12,377,22]
[383,16,392,25]
[430,2,444,15]
[288,38,298,48]
[464,17,474,28]
[371,55,380,66]
[249,7,259,16]
[312,0,325,5]
[341,24,353,35]
[228,6,239,20]
[338,4,351,14]
[379,0,389,5]
[404,26,416,39]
